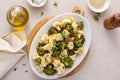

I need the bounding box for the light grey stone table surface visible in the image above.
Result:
[0,0,120,80]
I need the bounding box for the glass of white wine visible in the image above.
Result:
[7,5,29,31]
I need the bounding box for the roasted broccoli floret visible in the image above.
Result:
[52,42,60,51]
[69,30,77,38]
[52,42,61,57]
[37,43,48,56]
[74,35,85,47]
[68,50,75,56]
[37,46,45,56]
[52,41,67,51]
[61,57,73,68]
[35,57,42,64]
[52,50,61,57]
[43,64,56,75]
[38,43,45,46]
[73,33,78,39]
[77,21,84,30]
[48,27,58,34]
[52,41,68,57]
[61,41,68,50]
[65,23,73,31]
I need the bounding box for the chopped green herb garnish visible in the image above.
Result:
[32,0,34,3]
[13,68,17,71]
[94,15,99,21]
[93,13,101,21]
[22,64,26,66]
[25,70,28,72]
[53,2,58,7]
[41,11,44,16]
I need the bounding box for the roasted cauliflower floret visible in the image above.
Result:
[38,33,49,44]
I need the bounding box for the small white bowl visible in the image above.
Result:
[27,0,47,7]
[87,0,110,13]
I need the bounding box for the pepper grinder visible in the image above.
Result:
[104,13,120,30]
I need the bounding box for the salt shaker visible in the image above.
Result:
[104,13,120,30]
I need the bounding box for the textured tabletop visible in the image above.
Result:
[1,0,120,80]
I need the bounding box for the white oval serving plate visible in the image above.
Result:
[29,13,91,79]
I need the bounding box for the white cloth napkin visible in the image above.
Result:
[0,31,27,79]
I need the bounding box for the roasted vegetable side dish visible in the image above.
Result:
[32,17,85,75]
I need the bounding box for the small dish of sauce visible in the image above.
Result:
[90,0,106,9]
[87,0,110,13]
[27,0,47,7]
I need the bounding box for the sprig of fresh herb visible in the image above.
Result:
[25,70,28,72]
[32,0,34,3]
[53,2,58,7]
[94,15,99,21]
[93,13,101,21]
[22,63,26,66]
[41,11,44,16]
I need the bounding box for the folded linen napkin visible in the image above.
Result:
[0,31,26,79]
